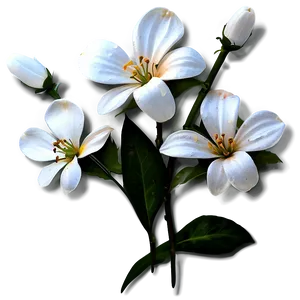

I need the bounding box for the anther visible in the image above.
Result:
[144,58,150,64]
[53,148,56,153]
[56,156,60,163]
[214,134,219,140]
[139,56,144,63]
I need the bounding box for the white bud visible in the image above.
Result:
[7,54,48,89]
[224,6,255,46]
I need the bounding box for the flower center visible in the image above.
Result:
[208,133,235,157]
[53,139,79,162]
[123,56,157,85]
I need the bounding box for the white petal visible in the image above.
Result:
[45,99,84,148]
[157,47,206,80]
[79,40,135,84]
[19,128,57,161]
[223,151,259,192]
[7,54,48,88]
[97,84,140,115]
[207,158,230,195]
[132,7,184,64]
[78,126,113,158]
[201,90,240,147]
[234,110,285,152]
[224,6,255,46]
[38,160,68,187]
[133,77,175,122]
[60,156,82,193]
[160,130,220,158]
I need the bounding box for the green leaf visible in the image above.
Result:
[177,233,237,245]
[83,166,111,181]
[167,78,201,98]
[99,138,122,174]
[115,98,138,116]
[237,116,244,128]
[121,116,167,233]
[171,163,208,190]
[121,241,170,293]
[249,150,282,167]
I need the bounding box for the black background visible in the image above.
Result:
[0,1,299,299]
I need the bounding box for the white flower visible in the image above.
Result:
[160,90,285,195]
[224,6,255,46]
[7,54,49,89]
[78,7,206,123]
[19,99,113,193]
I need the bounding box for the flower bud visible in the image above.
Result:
[7,54,49,89]
[224,6,255,46]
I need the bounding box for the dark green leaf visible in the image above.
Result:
[237,116,244,128]
[115,98,138,117]
[99,138,122,174]
[249,150,282,167]
[42,69,53,89]
[121,241,170,293]
[171,163,208,190]
[83,166,111,180]
[177,233,237,245]
[121,116,167,233]
[167,78,201,98]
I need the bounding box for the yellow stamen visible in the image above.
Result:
[123,60,134,71]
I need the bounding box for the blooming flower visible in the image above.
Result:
[7,54,50,89]
[224,6,255,46]
[160,90,285,195]
[78,7,206,123]
[19,99,113,193]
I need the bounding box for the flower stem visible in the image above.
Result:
[155,122,163,149]
[89,154,128,197]
[46,83,62,100]
[183,49,229,129]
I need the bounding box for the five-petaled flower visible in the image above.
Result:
[78,7,206,123]
[160,90,285,195]
[19,99,113,193]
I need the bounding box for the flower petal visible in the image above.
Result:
[79,39,135,84]
[45,99,84,148]
[160,130,220,158]
[19,127,57,161]
[60,156,82,193]
[223,151,259,192]
[132,7,184,64]
[234,110,285,152]
[201,90,240,147]
[133,77,175,122]
[78,126,113,158]
[157,47,206,80]
[38,160,68,187]
[7,54,48,89]
[97,84,140,115]
[207,158,230,195]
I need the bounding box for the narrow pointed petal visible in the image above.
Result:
[78,126,113,158]
[45,99,84,148]
[160,130,220,158]
[60,156,82,193]
[19,127,57,161]
[97,84,140,115]
[234,110,285,152]
[79,40,135,84]
[223,151,259,192]
[157,47,206,80]
[201,90,240,146]
[133,77,175,122]
[133,7,184,64]
[207,158,230,195]
[38,160,68,187]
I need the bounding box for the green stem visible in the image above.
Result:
[155,122,163,149]
[183,49,229,129]
[48,82,62,100]
[148,232,156,273]
[89,154,124,189]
